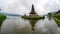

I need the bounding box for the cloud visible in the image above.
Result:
[35,0,60,15]
[0,0,60,15]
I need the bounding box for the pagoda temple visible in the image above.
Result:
[29,4,37,16]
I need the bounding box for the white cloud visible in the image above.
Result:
[0,0,60,15]
[35,0,60,15]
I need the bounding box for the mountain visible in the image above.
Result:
[51,12,57,14]
[44,11,57,16]
[0,12,21,16]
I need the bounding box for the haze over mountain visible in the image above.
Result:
[0,11,21,16]
[0,0,60,15]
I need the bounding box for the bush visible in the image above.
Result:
[0,14,6,27]
[54,14,60,20]
[53,14,60,27]
[22,16,45,20]
[48,12,51,14]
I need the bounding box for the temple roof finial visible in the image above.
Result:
[29,4,37,14]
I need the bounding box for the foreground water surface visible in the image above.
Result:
[0,16,60,34]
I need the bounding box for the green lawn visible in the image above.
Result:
[0,14,6,27]
[22,16,45,20]
[53,14,60,27]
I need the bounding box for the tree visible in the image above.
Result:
[48,12,52,19]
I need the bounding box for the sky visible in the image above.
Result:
[0,0,60,15]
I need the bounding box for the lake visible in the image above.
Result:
[0,16,60,34]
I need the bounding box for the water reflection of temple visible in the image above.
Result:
[29,20,38,31]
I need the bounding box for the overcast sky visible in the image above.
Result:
[0,0,60,15]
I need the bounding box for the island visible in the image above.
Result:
[21,4,45,20]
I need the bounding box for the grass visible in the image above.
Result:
[0,14,6,27]
[22,16,45,20]
[53,14,60,27]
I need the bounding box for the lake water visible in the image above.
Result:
[0,16,60,34]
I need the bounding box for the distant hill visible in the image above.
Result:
[50,12,57,15]
[45,12,57,16]
[0,12,21,16]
